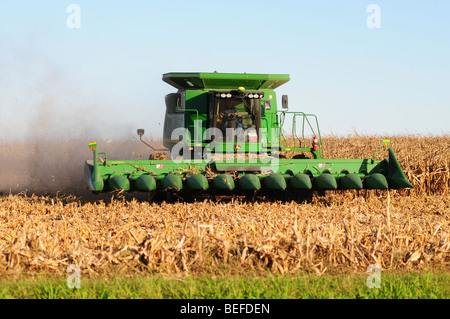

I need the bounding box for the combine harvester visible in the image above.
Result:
[84,72,412,200]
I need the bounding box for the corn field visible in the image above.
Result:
[0,134,449,278]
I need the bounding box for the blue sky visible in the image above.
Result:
[0,0,449,142]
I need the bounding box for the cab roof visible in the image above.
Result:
[162,72,290,90]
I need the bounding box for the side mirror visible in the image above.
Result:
[137,129,145,137]
[282,95,288,109]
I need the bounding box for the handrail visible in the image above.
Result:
[277,111,324,158]
[177,104,200,144]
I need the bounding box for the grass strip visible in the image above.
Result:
[0,271,448,299]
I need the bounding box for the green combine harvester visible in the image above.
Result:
[84,72,412,199]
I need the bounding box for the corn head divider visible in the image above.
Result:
[84,72,412,197]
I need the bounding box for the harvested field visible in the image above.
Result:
[0,192,448,278]
[0,134,449,278]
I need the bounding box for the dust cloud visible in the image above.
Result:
[0,41,163,197]
[0,137,164,196]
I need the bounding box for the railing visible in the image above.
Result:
[177,104,201,144]
[276,111,324,158]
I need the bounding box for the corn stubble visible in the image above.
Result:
[0,135,448,277]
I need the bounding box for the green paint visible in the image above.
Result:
[338,173,363,190]
[161,174,183,191]
[238,174,261,191]
[263,173,287,190]
[364,173,389,190]
[289,173,312,190]
[212,174,235,190]
[134,175,157,191]
[186,174,209,190]
[314,173,337,190]
[108,175,130,191]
